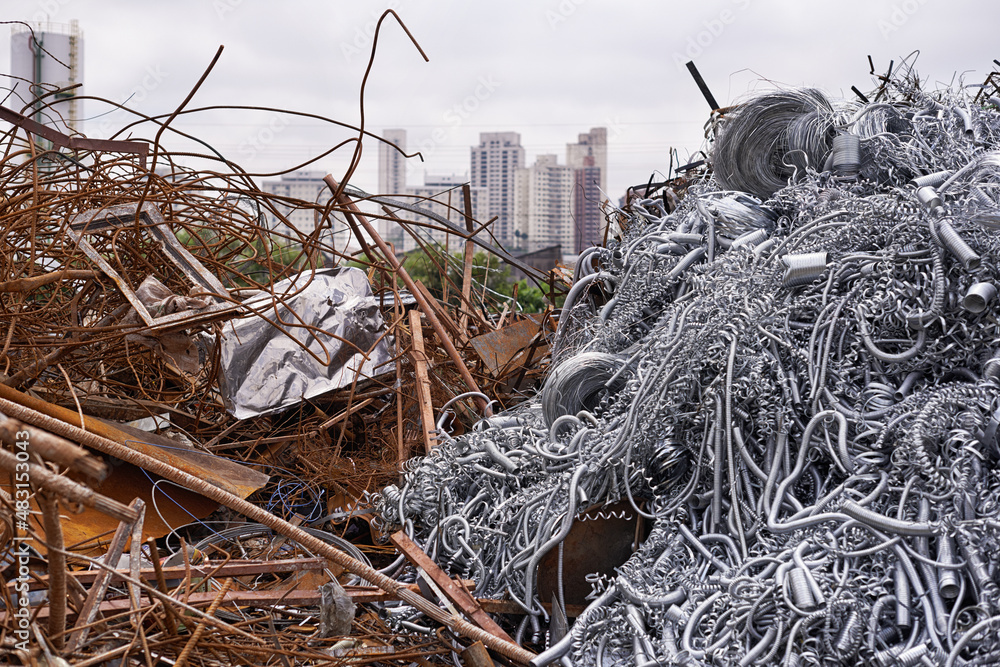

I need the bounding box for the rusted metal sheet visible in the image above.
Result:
[0,385,269,499]
[1,460,223,557]
[538,501,646,608]
[469,316,550,376]
[108,418,270,498]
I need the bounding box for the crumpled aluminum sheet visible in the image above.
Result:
[219,268,393,419]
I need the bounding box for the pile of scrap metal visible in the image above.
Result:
[0,58,559,667]
[379,62,1000,666]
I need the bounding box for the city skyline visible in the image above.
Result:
[6,1,995,205]
[380,127,606,255]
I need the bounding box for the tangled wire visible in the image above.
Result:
[379,68,1000,667]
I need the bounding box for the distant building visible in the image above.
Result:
[567,128,608,251]
[471,132,524,249]
[572,160,603,252]
[391,174,488,253]
[378,128,407,195]
[377,129,408,244]
[10,20,83,133]
[514,154,574,254]
[259,170,344,238]
[566,127,607,195]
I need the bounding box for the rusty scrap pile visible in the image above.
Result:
[0,33,561,667]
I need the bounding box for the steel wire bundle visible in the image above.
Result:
[380,72,1000,666]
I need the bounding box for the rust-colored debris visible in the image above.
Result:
[0,11,565,666]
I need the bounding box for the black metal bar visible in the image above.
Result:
[686,61,720,111]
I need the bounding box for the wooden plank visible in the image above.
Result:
[390,531,515,644]
[413,279,468,346]
[408,310,437,454]
[459,184,476,333]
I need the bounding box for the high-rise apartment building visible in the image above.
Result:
[573,159,603,252]
[378,129,407,195]
[566,127,608,195]
[377,129,408,244]
[471,132,524,248]
[509,129,608,255]
[514,155,574,254]
[567,128,608,253]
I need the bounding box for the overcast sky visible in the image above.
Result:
[4,0,999,200]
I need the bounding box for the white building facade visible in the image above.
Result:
[470,132,524,249]
[514,154,574,254]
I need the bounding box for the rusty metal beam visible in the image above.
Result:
[6,579,478,622]
[390,530,516,644]
[0,104,149,165]
[65,498,144,652]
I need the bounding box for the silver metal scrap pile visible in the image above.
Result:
[378,70,1000,666]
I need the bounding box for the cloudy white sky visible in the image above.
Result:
[3,0,999,199]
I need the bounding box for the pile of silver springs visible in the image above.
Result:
[377,76,1000,666]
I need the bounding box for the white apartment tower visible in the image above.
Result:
[514,155,574,253]
[378,129,407,195]
[471,132,524,248]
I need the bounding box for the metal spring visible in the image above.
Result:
[831,134,862,178]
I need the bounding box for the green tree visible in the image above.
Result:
[400,244,556,313]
